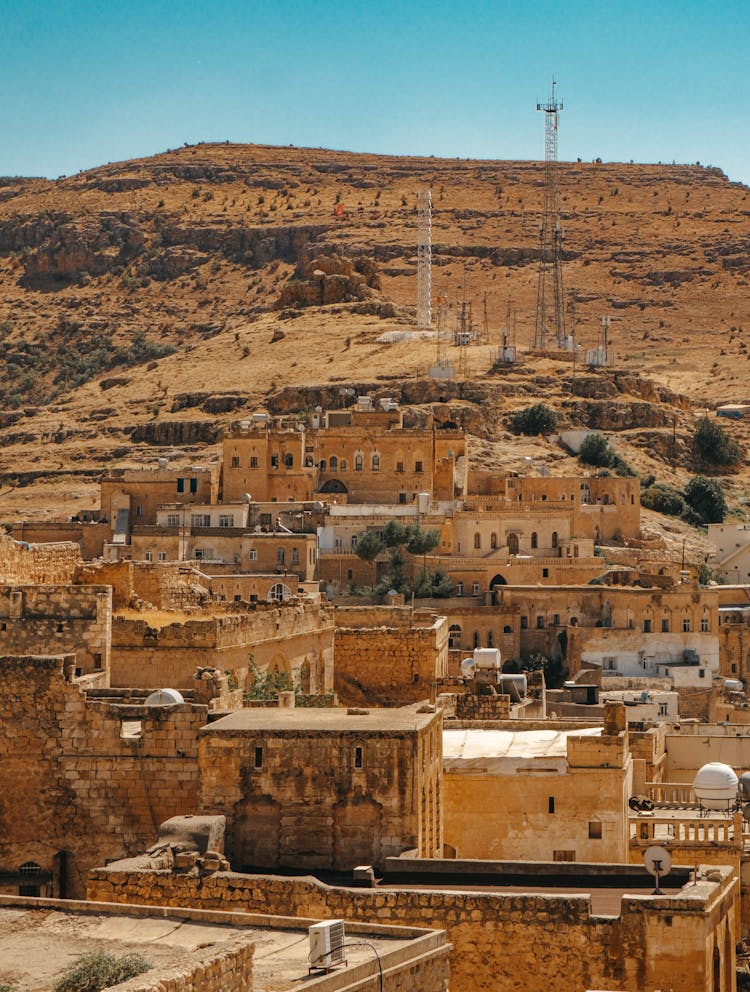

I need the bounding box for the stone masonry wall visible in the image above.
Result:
[86,866,738,992]
[334,618,448,706]
[0,533,81,584]
[0,585,112,674]
[115,936,254,992]
[454,693,511,720]
[0,655,205,898]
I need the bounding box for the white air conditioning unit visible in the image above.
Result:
[309,919,346,972]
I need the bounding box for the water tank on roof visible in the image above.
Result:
[739,772,750,800]
[692,762,738,810]
[460,657,475,679]
[725,679,744,692]
[144,688,185,707]
[473,648,502,670]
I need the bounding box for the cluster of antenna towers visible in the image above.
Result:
[416,80,612,375]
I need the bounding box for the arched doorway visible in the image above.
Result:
[268,582,292,602]
[507,533,519,555]
[490,574,507,587]
[318,479,348,494]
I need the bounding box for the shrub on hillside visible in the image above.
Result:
[511,403,557,436]
[641,483,689,519]
[693,416,742,469]
[684,476,727,524]
[53,952,151,992]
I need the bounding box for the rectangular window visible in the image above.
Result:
[191,514,211,527]
[250,456,259,469]
[177,478,185,494]
[354,746,363,769]
[144,551,153,562]
[661,619,670,633]
[291,548,300,565]
[254,746,263,768]
[248,548,257,561]
[588,821,602,839]
[260,513,272,528]
[135,504,143,517]
[219,514,234,528]
[456,582,464,597]
[536,615,545,630]
[270,454,279,468]
[158,552,167,562]
[472,582,480,596]
[166,514,179,527]
[189,478,197,494]
[520,616,528,630]
[548,796,555,814]
[347,569,353,580]
[553,850,576,862]
[701,618,709,632]
[542,568,549,578]
[699,669,706,678]
[415,460,423,473]
[683,618,691,633]
[658,702,668,716]
[396,461,404,473]
[231,456,240,468]
[399,493,407,505]
[553,614,560,626]
[643,619,652,633]
[603,657,617,671]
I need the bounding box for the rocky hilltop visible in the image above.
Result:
[0,142,748,520]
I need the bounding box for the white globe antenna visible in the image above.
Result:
[643,845,672,895]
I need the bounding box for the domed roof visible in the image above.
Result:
[144,688,185,706]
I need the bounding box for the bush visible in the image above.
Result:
[579,433,612,467]
[641,483,688,518]
[511,403,557,435]
[693,416,742,469]
[684,476,727,524]
[53,952,151,992]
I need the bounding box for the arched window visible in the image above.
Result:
[329,455,338,470]
[487,631,494,648]
[304,455,314,467]
[551,531,558,548]
[371,453,380,471]
[474,532,481,549]
[284,453,294,468]
[531,532,538,549]
[354,453,364,471]
[503,624,513,634]
[490,532,498,549]
[319,459,327,471]
[448,624,462,649]
[340,459,347,471]
[472,631,480,649]
[268,582,292,602]
[507,533,519,555]
[276,547,285,565]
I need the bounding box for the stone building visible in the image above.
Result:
[442,703,632,862]
[198,704,443,871]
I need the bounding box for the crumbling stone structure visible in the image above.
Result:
[0,532,81,584]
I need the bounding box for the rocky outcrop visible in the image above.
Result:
[277,252,382,309]
[21,212,145,281]
[127,420,222,445]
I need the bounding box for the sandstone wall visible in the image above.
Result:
[0,655,205,898]
[0,533,81,584]
[454,693,510,719]
[334,616,448,706]
[0,584,112,674]
[87,865,738,992]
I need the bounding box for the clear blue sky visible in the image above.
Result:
[2,0,748,183]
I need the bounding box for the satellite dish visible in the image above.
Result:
[643,845,672,894]
[144,688,185,707]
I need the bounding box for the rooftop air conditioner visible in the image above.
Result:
[309,919,346,972]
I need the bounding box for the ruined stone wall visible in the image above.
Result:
[0,533,81,584]
[87,866,738,992]
[454,693,510,720]
[198,714,443,871]
[111,602,335,691]
[0,585,112,674]
[334,617,448,706]
[0,655,205,899]
[9,522,109,560]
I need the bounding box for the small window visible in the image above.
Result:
[472,582,480,596]
[472,631,480,649]
[291,547,300,565]
[231,456,240,468]
[144,551,153,562]
[415,460,424,473]
[456,582,464,597]
[536,615,545,630]
[487,631,494,648]
[683,618,691,633]
[319,459,326,471]
[396,461,404,473]
[219,514,234,528]
[372,454,380,471]
[93,653,103,670]
[277,548,285,565]
[588,821,602,839]
[643,619,652,633]
[158,552,167,562]
[270,454,279,468]
[701,618,709,632]
[250,456,259,469]
[658,702,669,716]
[520,616,528,630]
[551,531,558,548]
[548,796,555,814]
[254,746,263,768]
[531,532,538,549]
[177,478,185,494]
[542,568,549,578]
[661,619,670,633]
[167,513,179,527]
[329,455,338,470]
[189,478,197,494]
[553,850,575,862]
[284,453,293,468]
[553,614,560,626]
[474,533,481,549]
[135,504,143,518]
[347,569,353,580]
[354,454,364,471]
[398,492,407,504]
[490,533,498,549]
[699,669,706,678]
[354,746,363,769]
[503,625,512,634]
[248,548,257,561]
[340,459,347,471]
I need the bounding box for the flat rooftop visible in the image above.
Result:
[443,726,602,773]
[0,900,439,992]
[203,703,437,736]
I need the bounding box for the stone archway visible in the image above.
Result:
[490,573,507,587]
[318,479,348,494]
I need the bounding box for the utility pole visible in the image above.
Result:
[417,189,432,330]
[534,79,566,351]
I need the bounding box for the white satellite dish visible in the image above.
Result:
[643,845,672,894]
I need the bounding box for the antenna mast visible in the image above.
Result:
[534,79,566,351]
[417,188,432,330]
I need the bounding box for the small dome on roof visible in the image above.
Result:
[144,688,185,707]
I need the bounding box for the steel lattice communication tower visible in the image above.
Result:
[534,80,566,351]
[417,188,432,329]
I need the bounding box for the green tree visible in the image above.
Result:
[693,416,742,469]
[511,403,558,436]
[354,530,385,586]
[684,476,727,524]
[579,432,612,467]
[641,483,689,518]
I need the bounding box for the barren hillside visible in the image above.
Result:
[0,142,748,522]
